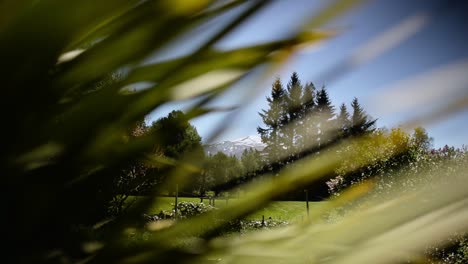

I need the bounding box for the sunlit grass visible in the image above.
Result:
[131,196,325,223]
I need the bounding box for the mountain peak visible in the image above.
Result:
[204,135,265,158]
[234,135,262,143]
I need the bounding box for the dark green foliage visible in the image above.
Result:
[240,148,264,181]
[202,152,243,196]
[286,72,303,123]
[285,72,304,157]
[315,87,336,147]
[256,75,379,201]
[349,97,376,136]
[109,111,204,213]
[258,78,288,166]
[150,110,204,160]
[258,75,374,170]
[299,82,317,150]
[316,87,335,121]
[337,103,351,135]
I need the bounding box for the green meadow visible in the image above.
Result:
[138,196,325,223]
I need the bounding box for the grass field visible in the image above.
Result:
[136,197,325,223]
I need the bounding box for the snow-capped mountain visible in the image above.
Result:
[204,135,265,158]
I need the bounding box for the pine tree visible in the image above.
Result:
[258,78,288,165]
[316,87,335,120]
[337,103,351,135]
[349,97,376,136]
[299,82,317,151]
[286,72,303,121]
[285,72,303,157]
[315,87,335,147]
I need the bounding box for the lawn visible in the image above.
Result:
[136,196,325,223]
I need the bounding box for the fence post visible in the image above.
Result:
[174,184,178,219]
[305,189,310,218]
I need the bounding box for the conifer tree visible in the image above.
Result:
[257,78,288,165]
[286,72,303,122]
[299,82,317,151]
[316,87,335,121]
[285,72,303,156]
[337,103,351,135]
[258,75,377,170]
[316,87,335,147]
[349,97,376,136]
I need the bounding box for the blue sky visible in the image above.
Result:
[149,0,468,148]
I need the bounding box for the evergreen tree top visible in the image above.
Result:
[287,72,301,91]
[316,87,335,117]
[338,103,350,120]
[350,97,377,135]
[286,73,303,117]
[302,82,316,108]
[271,77,285,99]
[351,97,366,125]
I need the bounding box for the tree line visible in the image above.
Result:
[258,72,376,172]
[112,72,452,208]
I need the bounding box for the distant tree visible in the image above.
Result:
[258,76,377,168]
[336,103,351,136]
[203,152,243,196]
[293,82,317,154]
[257,75,379,200]
[349,97,376,136]
[150,110,204,160]
[315,87,335,147]
[109,111,204,203]
[258,78,288,167]
[316,87,335,120]
[285,72,303,155]
[411,126,433,151]
[149,110,205,195]
[240,148,264,182]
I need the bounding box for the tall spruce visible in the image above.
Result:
[337,103,351,136]
[258,75,376,169]
[299,82,317,151]
[349,97,376,136]
[258,78,288,166]
[285,72,303,157]
[316,87,335,147]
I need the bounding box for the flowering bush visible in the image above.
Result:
[325,127,468,262]
[176,201,216,219]
[144,201,216,221]
[239,218,289,231]
[143,202,289,234]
